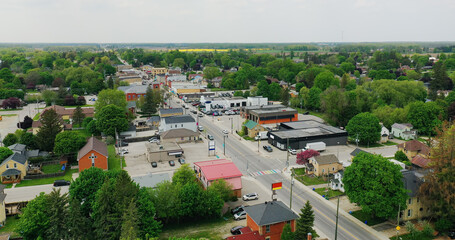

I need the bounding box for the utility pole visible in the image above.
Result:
[335,196,340,240]
[258,139,260,152]
[230,117,233,134]
[290,168,294,209]
[223,135,226,155]
[286,138,290,169]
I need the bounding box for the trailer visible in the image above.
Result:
[254,131,268,140]
[303,142,326,152]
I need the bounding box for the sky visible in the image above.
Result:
[1,0,455,43]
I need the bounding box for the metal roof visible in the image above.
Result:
[163,115,195,124]
[244,201,299,226]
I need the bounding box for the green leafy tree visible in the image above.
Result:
[407,101,444,136]
[107,76,114,89]
[172,164,197,186]
[120,199,140,240]
[202,187,224,218]
[142,86,156,115]
[340,62,355,74]
[281,224,295,240]
[346,112,381,145]
[45,189,69,240]
[306,87,322,110]
[82,117,93,128]
[95,89,127,112]
[36,109,63,151]
[0,147,13,161]
[321,87,348,126]
[173,58,185,68]
[313,71,339,91]
[179,182,204,219]
[208,179,234,202]
[73,105,86,127]
[344,152,408,218]
[19,132,37,149]
[152,181,181,223]
[93,178,118,240]
[96,104,129,136]
[137,188,162,238]
[41,90,58,106]
[67,198,92,240]
[295,201,318,239]
[340,73,350,88]
[2,133,17,147]
[86,119,100,135]
[394,150,409,164]
[17,192,49,240]
[256,80,269,98]
[203,67,221,80]
[53,131,87,156]
[281,87,290,106]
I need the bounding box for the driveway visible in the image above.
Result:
[5,184,69,203]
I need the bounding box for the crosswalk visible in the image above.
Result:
[250,169,281,177]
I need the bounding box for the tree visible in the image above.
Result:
[173,58,185,69]
[313,71,339,91]
[306,87,322,110]
[136,188,162,238]
[346,112,381,145]
[93,178,118,240]
[18,115,33,129]
[36,109,63,151]
[394,151,410,164]
[203,67,221,80]
[41,90,58,106]
[2,97,21,109]
[296,149,320,165]
[281,224,295,240]
[295,201,318,239]
[45,189,69,240]
[256,80,269,98]
[407,101,444,136]
[172,164,197,186]
[19,132,37,149]
[281,87,290,106]
[3,133,18,147]
[87,119,100,135]
[343,152,408,218]
[95,89,127,112]
[107,76,114,89]
[420,123,455,219]
[321,87,348,126]
[340,62,355,74]
[208,179,234,202]
[120,199,139,240]
[0,147,13,161]
[82,117,93,128]
[142,86,156,115]
[96,104,129,136]
[17,192,49,240]
[152,181,181,223]
[67,198,91,240]
[72,106,85,127]
[53,131,87,156]
[179,182,204,219]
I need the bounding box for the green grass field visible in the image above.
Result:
[351,210,387,226]
[15,169,77,188]
[108,145,126,170]
[0,216,21,238]
[293,167,306,175]
[33,112,40,120]
[41,164,64,174]
[314,187,344,198]
[383,141,398,146]
[295,175,327,186]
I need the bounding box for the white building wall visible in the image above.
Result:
[247,97,268,106]
[159,120,197,133]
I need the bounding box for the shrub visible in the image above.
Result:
[435,218,453,232]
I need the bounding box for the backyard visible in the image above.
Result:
[314,187,344,198]
[108,145,127,170]
[41,164,64,174]
[15,169,78,188]
[0,216,21,238]
[293,168,327,185]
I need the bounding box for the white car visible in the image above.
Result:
[149,138,160,143]
[242,193,258,201]
[288,149,297,155]
[120,149,129,154]
[222,130,229,134]
[234,211,247,220]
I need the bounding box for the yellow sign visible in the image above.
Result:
[396,226,400,231]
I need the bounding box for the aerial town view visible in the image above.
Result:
[0,1,454,240]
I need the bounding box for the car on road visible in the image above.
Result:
[151,162,158,168]
[169,160,175,166]
[190,110,197,114]
[231,205,247,215]
[198,113,204,117]
[115,142,128,147]
[178,158,185,164]
[288,148,297,155]
[208,135,214,140]
[230,226,245,235]
[233,211,247,220]
[53,180,70,187]
[198,126,204,131]
[120,149,129,154]
[263,145,273,152]
[242,193,258,201]
[222,130,229,134]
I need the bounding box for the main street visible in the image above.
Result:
[171,97,388,240]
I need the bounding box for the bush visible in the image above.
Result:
[105,136,115,145]
[82,117,93,128]
[0,147,13,161]
[435,218,453,232]
[3,133,18,146]
[394,150,409,162]
[420,221,434,237]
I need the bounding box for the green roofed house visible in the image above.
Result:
[244,120,266,139]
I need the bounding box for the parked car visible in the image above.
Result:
[233,211,247,220]
[198,126,204,131]
[120,149,129,154]
[53,180,70,187]
[263,145,273,152]
[208,135,214,140]
[288,148,297,155]
[169,160,175,166]
[198,113,204,117]
[151,162,158,168]
[242,193,258,201]
[231,205,246,215]
[222,130,229,134]
[230,226,245,235]
[178,158,185,164]
[303,111,310,115]
[149,138,160,143]
[115,142,128,147]
[191,110,197,114]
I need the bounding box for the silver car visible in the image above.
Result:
[242,193,258,201]
[234,211,247,220]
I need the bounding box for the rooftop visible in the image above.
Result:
[397,140,430,156]
[163,115,195,124]
[118,84,149,94]
[159,108,183,115]
[313,154,339,165]
[401,169,425,197]
[146,142,182,153]
[77,137,108,161]
[244,120,258,130]
[244,201,299,226]
[194,159,242,181]
[1,152,27,165]
[350,148,371,157]
[161,129,199,139]
[133,173,170,188]
[8,143,26,153]
[392,123,413,130]
[411,155,431,168]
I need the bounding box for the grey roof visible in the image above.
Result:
[147,116,160,123]
[8,144,26,153]
[163,115,195,124]
[1,168,22,176]
[402,170,425,197]
[1,152,27,165]
[159,108,183,115]
[118,84,149,94]
[133,173,170,188]
[244,201,299,226]
[392,123,413,130]
[271,126,346,139]
[313,154,339,165]
[350,148,371,157]
[26,150,40,158]
[161,129,199,139]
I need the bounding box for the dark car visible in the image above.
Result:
[449,230,455,239]
[208,135,214,140]
[191,110,197,114]
[169,160,175,166]
[53,180,70,187]
[231,205,246,215]
[151,162,158,168]
[178,158,185,164]
[115,142,129,147]
[303,111,310,115]
[230,226,245,235]
[263,145,273,152]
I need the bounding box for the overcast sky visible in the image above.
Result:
[1,0,455,43]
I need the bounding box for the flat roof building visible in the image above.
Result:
[247,107,298,125]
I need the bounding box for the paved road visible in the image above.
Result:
[174,98,388,240]
[5,184,69,203]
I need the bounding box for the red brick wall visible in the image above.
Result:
[258,114,298,125]
[126,93,146,101]
[247,215,260,233]
[78,150,108,172]
[261,220,295,240]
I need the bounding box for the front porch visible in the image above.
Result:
[1,169,22,184]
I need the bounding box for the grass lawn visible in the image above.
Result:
[108,145,126,170]
[4,184,12,189]
[15,169,78,188]
[390,233,434,240]
[295,107,326,120]
[0,216,21,238]
[71,129,92,139]
[351,209,387,226]
[0,109,21,111]
[242,136,255,141]
[0,114,18,117]
[208,88,227,92]
[293,167,306,176]
[314,187,344,198]
[349,140,384,148]
[41,164,64,174]
[295,174,327,186]
[383,141,398,146]
[160,214,234,240]
[33,112,40,120]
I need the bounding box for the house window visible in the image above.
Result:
[407,209,412,217]
[408,198,412,204]
[175,125,177,128]
[332,167,335,171]
[286,220,291,225]
[417,198,420,203]
[6,164,8,169]
[14,163,17,168]
[181,124,183,127]
[265,225,270,233]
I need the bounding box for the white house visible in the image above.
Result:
[159,115,197,133]
[247,96,268,107]
[330,170,345,192]
[380,126,390,143]
[391,123,417,140]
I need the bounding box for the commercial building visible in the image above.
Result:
[118,83,160,102]
[247,96,268,107]
[159,108,183,118]
[170,82,206,94]
[151,67,167,76]
[193,159,243,197]
[267,120,348,150]
[160,129,199,143]
[240,104,285,119]
[145,142,183,162]
[200,96,248,110]
[242,105,298,125]
[159,115,196,133]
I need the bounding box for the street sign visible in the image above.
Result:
[272,182,282,190]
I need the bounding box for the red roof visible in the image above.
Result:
[412,155,431,168]
[225,231,265,240]
[225,176,242,190]
[194,159,242,181]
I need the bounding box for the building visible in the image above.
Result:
[306,154,343,177]
[194,159,243,197]
[42,105,94,120]
[243,201,299,240]
[168,68,182,75]
[211,77,222,88]
[0,185,6,225]
[240,104,287,118]
[244,120,267,139]
[146,116,160,128]
[8,144,48,159]
[77,137,108,172]
[188,74,204,81]
[160,129,199,143]
[400,170,431,221]
[151,67,167,76]
[247,96,268,107]
[116,64,133,71]
[411,155,431,169]
[350,148,371,160]
[0,153,28,183]
[118,84,159,102]
[166,74,187,85]
[133,173,170,188]
[200,96,248,110]
[397,140,430,160]
[247,107,298,125]
[159,115,196,133]
[330,170,345,192]
[380,126,390,143]
[391,123,417,140]
[170,82,207,94]
[120,125,137,139]
[145,142,183,162]
[118,75,142,84]
[268,120,348,150]
[159,108,183,118]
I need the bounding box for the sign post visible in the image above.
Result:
[271,182,282,201]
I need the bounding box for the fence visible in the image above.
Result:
[24,160,67,180]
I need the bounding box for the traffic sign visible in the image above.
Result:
[272,182,282,190]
